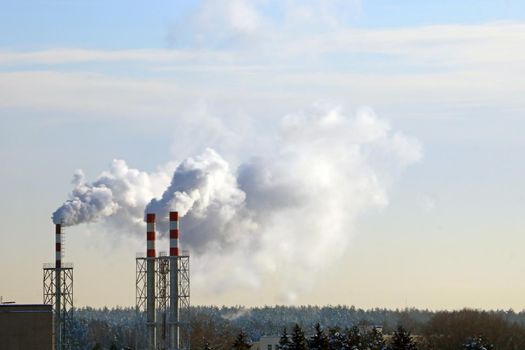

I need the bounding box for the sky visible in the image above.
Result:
[0,0,524,310]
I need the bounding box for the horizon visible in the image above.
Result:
[71,304,525,313]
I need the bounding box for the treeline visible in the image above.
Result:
[230,323,411,350]
[70,306,525,349]
[190,305,434,336]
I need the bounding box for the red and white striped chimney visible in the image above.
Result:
[55,224,62,269]
[146,212,157,348]
[55,223,63,350]
[146,213,156,258]
[169,211,180,349]
[169,211,179,257]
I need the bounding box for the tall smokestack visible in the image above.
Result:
[169,211,179,349]
[55,224,62,350]
[55,224,62,269]
[146,213,157,350]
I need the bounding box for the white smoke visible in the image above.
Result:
[52,107,422,300]
[145,148,254,254]
[52,159,171,229]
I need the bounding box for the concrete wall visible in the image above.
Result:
[0,304,53,350]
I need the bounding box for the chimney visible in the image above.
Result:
[147,213,156,258]
[146,213,157,349]
[169,211,180,349]
[169,211,179,257]
[55,223,63,350]
[55,224,62,269]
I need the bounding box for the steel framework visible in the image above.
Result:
[136,255,148,311]
[136,252,190,350]
[177,254,190,350]
[157,253,170,350]
[43,263,74,350]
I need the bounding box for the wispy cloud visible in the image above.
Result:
[0,48,233,65]
[1,22,524,70]
[291,22,525,67]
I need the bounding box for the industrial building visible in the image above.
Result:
[41,209,190,350]
[0,304,53,350]
[251,335,281,350]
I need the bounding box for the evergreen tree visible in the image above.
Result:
[347,326,362,350]
[203,341,213,350]
[328,327,347,350]
[280,327,292,350]
[109,343,118,350]
[362,328,385,350]
[462,336,493,350]
[291,324,308,350]
[310,323,329,350]
[92,344,102,350]
[232,330,251,350]
[389,326,417,350]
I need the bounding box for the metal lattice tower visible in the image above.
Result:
[43,263,74,350]
[136,255,148,311]
[136,252,190,350]
[44,223,74,350]
[177,255,190,312]
[157,253,170,350]
[177,254,191,350]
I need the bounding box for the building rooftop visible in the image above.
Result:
[0,304,53,312]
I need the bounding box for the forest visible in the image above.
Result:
[69,306,525,349]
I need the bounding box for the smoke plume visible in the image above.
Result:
[52,160,171,229]
[52,107,422,300]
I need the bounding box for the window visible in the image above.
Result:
[268,345,272,350]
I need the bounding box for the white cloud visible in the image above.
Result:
[282,0,363,29]
[226,0,261,34]
[167,0,265,48]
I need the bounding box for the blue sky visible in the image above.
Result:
[2,1,525,49]
[1,0,524,308]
